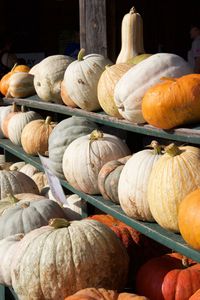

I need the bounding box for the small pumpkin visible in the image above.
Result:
[0,105,12,138]
[19,163,39,177]
[7,72,36,98]
[62,129,130,194]
[9,161,26,171]
[98,155,131,203]
[31,172,48,192]
[1,102,20,138]
[21,116,57,155]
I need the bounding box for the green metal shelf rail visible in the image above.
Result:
[1,139,200,263]
[3,97,200,145]
[0,285,18,300]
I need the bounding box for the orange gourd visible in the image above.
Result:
[142,74,200,129]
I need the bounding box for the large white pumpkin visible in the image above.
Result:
[114,53,192,123]
[62,49,112,111]
[0,105,12,138]
[62,130,130,194]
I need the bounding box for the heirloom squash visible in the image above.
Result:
[116,7,145,64]
[62,129,130,194]
[7,72,35,98]
[1,102,20,138]
[142,74,200,129]
[11,218,129,299]
[148,143,200,232]
[114,53,192,123]
[0,105,12,138]
[97,63,132,118]
[62,49,112,111]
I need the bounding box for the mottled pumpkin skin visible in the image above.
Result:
[136,253,200,300]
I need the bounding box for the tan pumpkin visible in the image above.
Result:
[9,161,26,171]
[7,72,36,98]
[97,63,132,118]
[1,102,20,138]
[19,163,39,177]
[31,172,48,192]
[21,116,57,155]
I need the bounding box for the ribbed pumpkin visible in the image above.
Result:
[21,116,56,155]
[136,253,200,300]
[19,163,39,177]
[178,189,200,250]
[11,218,129,299]
[0,105,12,138]
[98,155,131,203]
[97,63,132,118]
[31,172,48,192]
[62,129,130,194]
[61,80,78,107]
[1,102,20,138]
[148,143,200,232]
[189,289,200,300]
[9,161,26,171]
[48,116,97,178]
[118,141,162,221]
[7,72,35,98]
[142,74,200,129]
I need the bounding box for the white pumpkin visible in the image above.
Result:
[62,129,130,194]
[33,55,74,103]
[0,105,12,138]
[114,53,192,123]
[118,141,162,221]
[62,49,112,111]
[7,72,36,98]
[9,161,26,171]
[19,163,39,178]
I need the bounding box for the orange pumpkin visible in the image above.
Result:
[61,80,78,108]
[1,102,20,138]
[189,289,200,299]
[178,189,200,250]
[142,74,200,129]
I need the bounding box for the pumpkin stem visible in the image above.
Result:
[130,7,137,14]
[49,218,70,229]
[78,48,86,61]
[105,64,112,70]
[165,143,182,157]
[11,63,18,72]
[146,140,162,154]
[6,193,20,204]
[11,102,18,112]
[45,116,52,124]
[90,129,104,141]
[182,255,190,268]
[21,105,26,113]
[15,233,24,241]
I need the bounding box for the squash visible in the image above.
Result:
[62,49,112,111]
[0,105,12,138]
[19,163,39,177]
[148,143,200,232]
[7,72,35,98]
[62,129,130,194]
[127,54,152,65]
[136,252,200,300]
[1,102,20,138]
[31,172,48,192]
[21,116,56,155]
[189,289,200,300]
[178,189,200,250]
[9,161,26,171]
[114,53,192,123]
[142,74,200,129]
[116,7,145,64]
[33,55,74,103]
[48,116,97,178]
[0,170,39,199]
[11,218,129,299]
[0,233,24,286]
[97,63,132,118]
[118,141,162,221]
[7,108,41,145]
[98,155,131,203]
[61,80,78,107]
[64,288,149,300]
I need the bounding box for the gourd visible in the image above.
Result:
[21,116,57,155]
[1,102,20,138]
[31,172,48,192]
[98,155,131,203]
[148,143,200,232]
[142,74,200,129]
[178,189,200,250]
[62,129,130,194]
[11,218,129,299]
[7,108,41,145]
[127,54,152,65]
[136,252,200,300]
[0,105,12,138]
[62,49,112,111]
[33,55,74,103]
[0,170,39,199]
[48,116,97,178]
[19,163,39,177]
[97,63,132,118]
[116,7,145,64]
[7,72,36,98]
[118,141,162,221]
[0,198,66,239]
[9,161,26,171]
[114,53,192,123]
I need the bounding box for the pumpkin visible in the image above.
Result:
[98,155,131,203]
[178,189,200,250]
[0,105,12,138]
[1,102,20,138]
[7,108,41,145]
[64,288,149,300]
[97,63,132,118]
[0,198,66,239]
[62,49,112,111]
[114,53,192,123]
[118,141,162,221]
[48,116,97,178]
[148,143,200,232]
[62,129,130,194]
[0,161,12,170]
[189,289,200,300]
[61,80,78,107]
[136,252,200,300]
[9,161,26,171]
[33,55,74,103]
[142,74,200,129]
[11,218,129,299]
[116,7,145,64]
[19,163,39,177]
[31,172,48,192]
[0,170,39,199]
[0,233,24,286]
[21,116,56,155]
[7,72,35,98]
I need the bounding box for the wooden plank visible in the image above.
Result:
[79,0,107,56]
